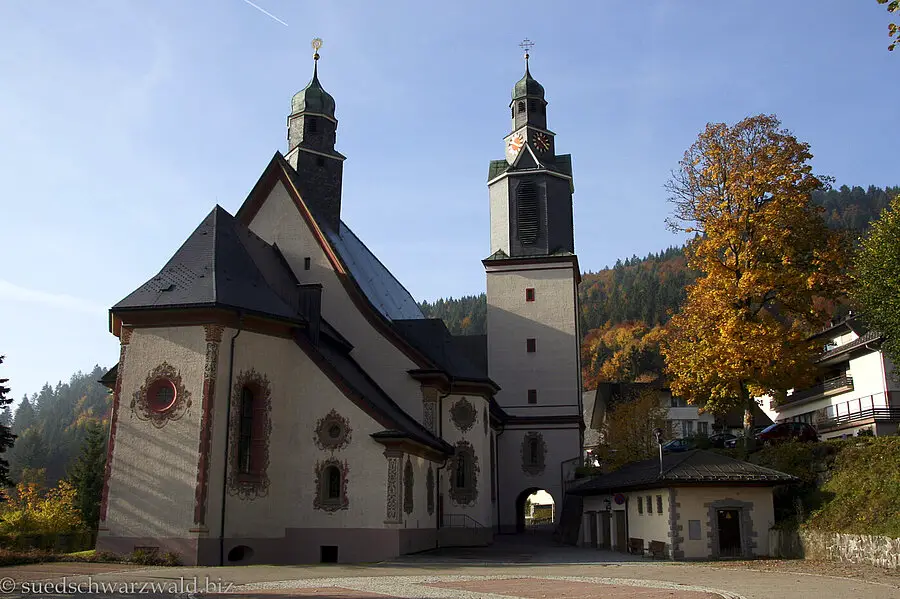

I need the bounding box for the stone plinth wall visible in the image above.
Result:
[769,529,900,569]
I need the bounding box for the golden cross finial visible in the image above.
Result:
[311,37,323,61]
[519,38,534,59]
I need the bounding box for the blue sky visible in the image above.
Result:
[1,0,897,401]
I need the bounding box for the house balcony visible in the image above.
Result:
[813,392,900,434]
[786,375,853,406]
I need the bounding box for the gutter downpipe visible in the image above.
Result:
[495,420,505,534]
[219,314,244,566]
[434,382,453,535]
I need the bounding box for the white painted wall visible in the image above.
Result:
[246,180,425,422]
[486,263,580,413]
[489,180,510,255]
[102,326,206,540]
[211,330,429,537]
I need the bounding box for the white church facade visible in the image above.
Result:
[97,48,584,565]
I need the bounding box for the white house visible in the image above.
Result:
[761,315,900,439]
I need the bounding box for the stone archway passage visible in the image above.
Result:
[515,488,555,534]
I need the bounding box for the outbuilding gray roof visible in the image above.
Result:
[569,450,796,496]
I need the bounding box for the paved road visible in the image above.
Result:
[1,535,896,598]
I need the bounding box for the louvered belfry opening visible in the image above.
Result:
[516,181,540,244]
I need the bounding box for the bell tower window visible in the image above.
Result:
[517,100,526,114]
[307,117,318,133]
[516,181,539,244]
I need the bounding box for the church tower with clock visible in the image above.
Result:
[484,45,584,533]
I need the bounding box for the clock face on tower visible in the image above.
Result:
[505,133,525,164]
[533,132,550,153]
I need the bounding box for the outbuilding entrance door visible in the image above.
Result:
[717,509,742,557]
[588,512,598,548]
[614,510,627,551]
[600,512,611,549]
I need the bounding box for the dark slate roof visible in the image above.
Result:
[392,320,491,381]
[99,364,118,390]
[323,222,425,321]
[453,335,488,377]
[488,159,509,181]
[112,206,303,323]
[297,330,451,454]
[569,450,796,496]
[816,329,882,364]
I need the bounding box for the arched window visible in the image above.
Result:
[516,181,539,244]
[517,100,526,114]
[326,465,341,500]
[528,99,537,112]
[238,387,254,474]
[455,454,468,489]
[403,459,414,515]
[528,438,539,465]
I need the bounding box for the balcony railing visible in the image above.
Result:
[788,375,854,403]
[441,513,483,528]
[817,407,900,431]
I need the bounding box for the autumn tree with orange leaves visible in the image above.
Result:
[661,115,849,439]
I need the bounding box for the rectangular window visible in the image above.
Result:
[637,496,643,514]
[688,520,702,540]
[682,420,694,437]
[304,257,311,270]
[526,338,536,353]
[698,421,709,435]
[646,495,653,514]
[656,495,663,514]
[527,389,537,404]
[525,288,535,302]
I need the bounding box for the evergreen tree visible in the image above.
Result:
[12,398,36,434]
[0,357,17,486]
[11,429,47,483]
[67,422,107,529]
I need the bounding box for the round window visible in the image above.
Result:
[147,379,177,412]
[328,424,342,439]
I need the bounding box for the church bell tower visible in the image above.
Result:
[285,39,346,232]
[485,42,583,533]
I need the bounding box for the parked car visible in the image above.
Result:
[723,427,767,449]
[708,433,737,448]
[662,438,695,453]
[756,422,819,445]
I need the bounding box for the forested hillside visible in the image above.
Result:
[7,366,110,485]
[420,185,899,387]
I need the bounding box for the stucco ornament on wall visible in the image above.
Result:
[403,457,414,515]
[483,406,488,435]
[314,409,352,451]
[131,362,192,428]
[521,431,547,476]
[227,368,272,500]
[449,440,480,506]
[314,458,350,512]
[450,398,477,433]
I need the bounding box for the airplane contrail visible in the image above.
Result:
[240,0,289,26]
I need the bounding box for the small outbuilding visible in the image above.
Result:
[568,450,796,560]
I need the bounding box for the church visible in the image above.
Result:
[97,43,584,565]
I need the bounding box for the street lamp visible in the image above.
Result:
[654,427,665,476]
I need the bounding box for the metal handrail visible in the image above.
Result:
[817,407,900,430]
[441,513,484,529]
[788,375,854,403]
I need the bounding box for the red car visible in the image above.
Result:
[756,422,819,445]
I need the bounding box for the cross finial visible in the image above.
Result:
[311,37,323,61]
[519,38,534,59]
